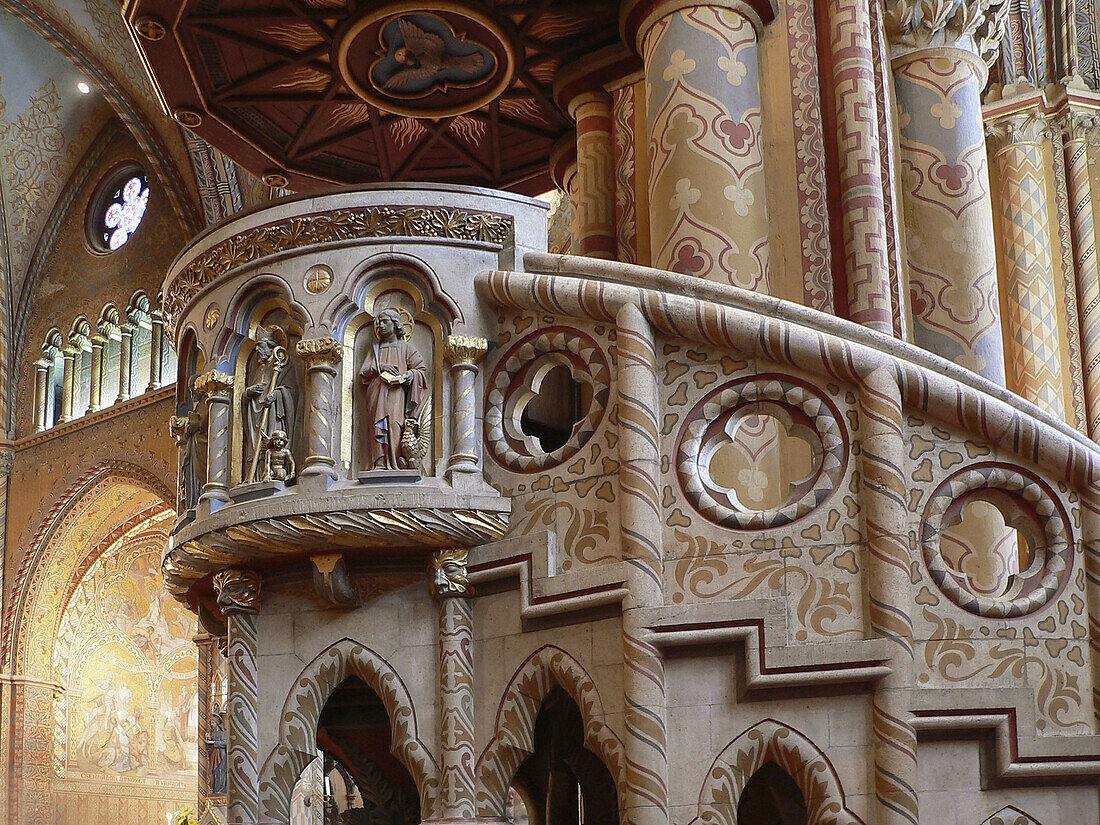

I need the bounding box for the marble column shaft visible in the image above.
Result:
[444,336,488,477]
[615,303,668,825]
[116,324,133,404]
[570,90,617,259]
[891,50,1007,382]
[195,632,217,808]
[858,366,918,825]
[197,370,234,507]
[147,310,164,393]
[296,337,342,482]
[988,113,1069,419]
[1063,111,1100,437]
[825,0,894,332]
[642,5,770,290]
[32,363,48,432]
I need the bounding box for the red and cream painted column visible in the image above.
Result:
[1060,106,1100,435]
[624,0,775,290]
[986,109,1073,419]
[884,0,1009,382]
[213,569,262,825]
[431,549,476,820]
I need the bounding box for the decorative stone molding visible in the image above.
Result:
[443,335,489,367]
[212,568,263,614]
[884,0,1009,65]
[0,447,14,479]
[1055,107,1100,144]
[431,548,470,598]
[162,206,513,333]
[194,369,234,397]
[294,336,343,365]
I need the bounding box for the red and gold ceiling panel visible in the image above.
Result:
[125,0,622,194]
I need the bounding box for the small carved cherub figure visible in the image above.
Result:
[262,429,295,482]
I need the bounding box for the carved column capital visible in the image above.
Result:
[1056,107,1100,144]
[884,0,1009,67]
[213,568,263,614]
[444,335,489,367]
[295,336,343,366]
[194,369,234,398]
[431,548,471,598]
[0,447,14,479]
[985,110,1053,152]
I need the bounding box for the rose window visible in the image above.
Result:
[88,166,150,252]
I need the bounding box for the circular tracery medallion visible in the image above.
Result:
[335,4,516,118]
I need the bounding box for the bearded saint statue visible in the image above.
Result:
[358,309,428,470]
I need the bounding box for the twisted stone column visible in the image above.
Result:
[987,111,1070,419]
[1061,108,1100,437]
[569,90,617,259]
[824,0,894,332]
[444,336,488,477]
[858,366,917,825]
[614,303,667,825]
[213,569,262,825]
[884,0,1009,381]
[431,548,475,819]
[296,337,342,487]
[631,2,770,290]
[196,370,234,508]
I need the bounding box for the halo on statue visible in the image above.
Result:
[371,305,415,339]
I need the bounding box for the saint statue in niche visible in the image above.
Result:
[206,708,227,794]
[171,375,206,510]
[243,325,298,483]
[358,308,429,470]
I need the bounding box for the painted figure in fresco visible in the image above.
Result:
[358,309,428,470]
[171,375,207,509]
[262,429,296,482]
[244,325,298,482]
[207,710,227,794]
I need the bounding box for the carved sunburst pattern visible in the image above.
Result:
[127,0,621,193]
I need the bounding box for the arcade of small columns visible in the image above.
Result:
[29,291,173,432]
[554,0,1100,434]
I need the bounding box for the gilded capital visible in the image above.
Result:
[296,336,343,365]
[431,547,470,598]
[213,568,263,614]
[444,335,489,367]
[194,369,234,397]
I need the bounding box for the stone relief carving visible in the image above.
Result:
[261,430,296,483]
[431,547,469,597]
[244,326,298,483]
[358,308,429,472]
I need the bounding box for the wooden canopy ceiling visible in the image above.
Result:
[125,0,623,194]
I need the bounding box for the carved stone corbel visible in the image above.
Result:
[431,547,471,598]
[212,568,262,614]
[311,553,360,607]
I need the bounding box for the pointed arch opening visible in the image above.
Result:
[735,761,808,825]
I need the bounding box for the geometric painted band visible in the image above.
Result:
[485,326,611,472]
[920,463,1072,618]
[676,375,847,529]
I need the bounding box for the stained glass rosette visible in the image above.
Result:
[104,176,149,250]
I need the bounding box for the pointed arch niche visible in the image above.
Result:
[696,720,863,825]
[257,639,439,825]
[475,645,626,821]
